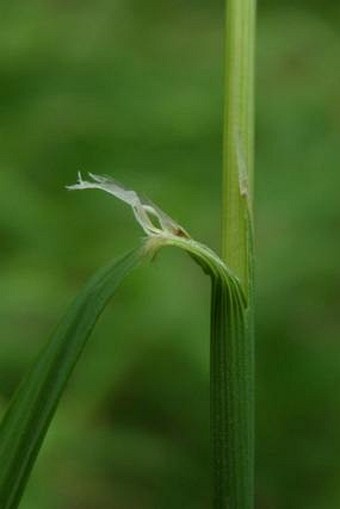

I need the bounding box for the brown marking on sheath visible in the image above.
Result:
[174,227,189,238]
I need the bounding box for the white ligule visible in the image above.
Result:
[67,172,189,239]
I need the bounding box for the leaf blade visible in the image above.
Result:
[0,247,145,509]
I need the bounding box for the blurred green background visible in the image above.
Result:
[0,0,339,507]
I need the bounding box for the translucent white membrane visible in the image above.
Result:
[67,172,189,239]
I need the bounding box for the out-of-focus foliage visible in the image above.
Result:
[0,1,339,508]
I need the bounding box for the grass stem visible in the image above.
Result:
[212,0,256,507]
[222,0,256,291]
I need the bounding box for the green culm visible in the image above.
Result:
[0,0,256,507]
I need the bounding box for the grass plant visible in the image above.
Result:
[0,0,256,507]
[217,0,256,506]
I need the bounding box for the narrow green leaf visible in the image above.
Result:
[66,174,254,508]
[0,247,145,509]
[0,175,253,509]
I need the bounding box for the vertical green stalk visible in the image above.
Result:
[213,0,256,507]
[222,0,255,289]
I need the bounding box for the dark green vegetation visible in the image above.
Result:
[0,249,145,509]
[0,1,339,508]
